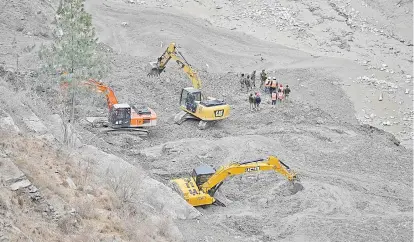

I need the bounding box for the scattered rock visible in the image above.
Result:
[316,117,325,124]
[1,157,25,184]
[0,112,20,133]
[382,121,391,126]
[378,92,383,101]
[28,185,38,193]
[66,177,77,190]
[10,179,31,191]
[257,198,268,206]
[121,22,128,27]
[83,185,94,195]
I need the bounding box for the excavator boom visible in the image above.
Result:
[200,156,296,194]
[83,79,119,110]
[171,156,300,207]
[148,42,202,90]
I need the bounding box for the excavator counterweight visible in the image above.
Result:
[171,156,301,207]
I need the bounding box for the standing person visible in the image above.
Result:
[270,77,277,96]
[271,91,277,108]
[274,77,279,93]
[277,89,284,103]
[251,70,256,87]
[284,85,291,100]
[268,78,273,95]
[249,93,254,111]
[264,77,271,93]
[240,73,245,91]
[275,78,279,93]
[255,92,261,111]
[260,69,267,88]
[245,74,251,92]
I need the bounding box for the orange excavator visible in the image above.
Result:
[83,79,157,134]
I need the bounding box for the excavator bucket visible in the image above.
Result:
[290,181,304,194]
[147,62,163,77]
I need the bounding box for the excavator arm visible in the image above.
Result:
[83,79,119,110]
[148,42,202,90]
[200,156,297,196]
[171,155,299,207]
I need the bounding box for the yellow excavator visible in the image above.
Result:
[170,156,301,207]
[148,42,230,130]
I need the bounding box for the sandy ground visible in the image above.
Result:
[0,0,412,241]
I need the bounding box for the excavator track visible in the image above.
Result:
[174,111,199,125]
[99,127,149,136]
[198,120,208,130]
[212,199,226,207]
[198,120,217,130]
[86,117,149,136]
[174,111,215,130]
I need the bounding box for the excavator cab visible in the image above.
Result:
[176,87,230,129]
[180,87,201,113]
[108,103,131,128]
[192,165,216,187]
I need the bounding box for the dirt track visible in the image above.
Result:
[78,0,413,241]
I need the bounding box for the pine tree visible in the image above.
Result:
[39,0,110,146]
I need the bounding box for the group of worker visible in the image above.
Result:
[248,92,262,111]
[242,69,291,111]
[239,70,257,92]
